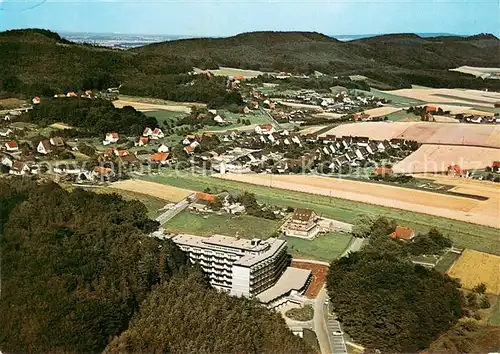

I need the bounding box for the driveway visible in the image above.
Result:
[313,287,333,354]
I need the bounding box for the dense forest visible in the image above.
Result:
[1,29,499,98]
[106,271,313,354]
[0,178,310,353]
[327,217,463,352]
[21,97,158,136]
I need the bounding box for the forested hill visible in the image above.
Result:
[0,178,312,353]
[133,31,500,89]
[1,29,499,98]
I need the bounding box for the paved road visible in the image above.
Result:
[313,286,333,354]
[155,197,192,225]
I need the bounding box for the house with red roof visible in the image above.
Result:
[32,96,41,105]
[4,141,18,152]
[426,105,437,113]
[103,132,119,145]
[135,136,149,147]
[255,124,276,135]
[389,226,415,242]
[114,149,130,157]
[447,164,463,177]
[150,152,170,165]
[375,167,393,176]
[151,128,164,140]
[492,161,500,172]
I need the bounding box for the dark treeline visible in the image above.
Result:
[21,97,158,136]
[106,270,313,354]
[328,217,463,352]
[0,178,311,353]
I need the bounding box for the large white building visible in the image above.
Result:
[171,234,290,297]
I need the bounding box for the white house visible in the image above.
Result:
[4,141,18,152]
[37,140,52,155]
[143,127,153,137]
[1,155,13,167]
[214,115,228,124]
[0,128,12,137]
[151,128,164,139]
[9,161,30,176]
[32,96,41,105]
[255,124,276,135]
[158,144,169,153]
[103,132,119,145]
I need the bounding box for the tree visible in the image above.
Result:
[472,283,487,295]
[326,237,463,352]
[351,214,376,238]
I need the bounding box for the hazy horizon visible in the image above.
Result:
[0,0,498,38]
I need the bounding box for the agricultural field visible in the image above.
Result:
[113,95,203,113]
[208,66,265,78]
[140,171,500,254]
[362,106,401,117]
[355,88,425,107]
[320,122,500,148]
[165,211,281,239]
[383,88,500,108]
[110,179,192,202]
[49,122,74,129]
[286,232,353,262]
[447,249,500,294]
[450,66,500,79]
[216,173,500,229]
[393,145,500,174]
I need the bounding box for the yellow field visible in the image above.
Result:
[50,122,74,129]
[363,106,401,117]
[110,179,192,202]
[447,249,500,294]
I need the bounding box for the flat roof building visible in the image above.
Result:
[171,234,289,298]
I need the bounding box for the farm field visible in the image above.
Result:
[355,88,425,107]
[139,171,500,254]
[290,261,329,298]
[432,115,460,123]
[393,145,500,174]
[216,173,500,229]
[320,122,500,148]
[165,211,281,239]
[286,232,353,262]
[110,179,192,202]
[208,66,264,78]
[447,249,500,294]
[384,88,500,107]
[113,99,192,113]
[450,66,500,79]
[49,122,74,129]
[363,106,401,117]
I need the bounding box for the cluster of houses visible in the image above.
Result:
[462,114,500,124]
[208,125,416,174]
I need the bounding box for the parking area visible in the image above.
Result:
[325,304,348,354]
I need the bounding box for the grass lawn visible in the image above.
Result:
[286,232,353,262]
[144,110,188,124]
[434,251,461,273]
[95,188,166,219]
[386,110,421,122]
[140,171,500,255]
[285,304,314,321]
[488,296,500,325]
[165,211,281,239]
[303,329,320,353]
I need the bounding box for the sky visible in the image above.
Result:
[0,0,498,37]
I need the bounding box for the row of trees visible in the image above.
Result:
[330,216,462,351]
[0,178,309,353]
[20,97,158,136]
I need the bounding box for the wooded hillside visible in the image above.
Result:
[0,178,309,353]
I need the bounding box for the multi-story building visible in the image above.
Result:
[171,234,289,297]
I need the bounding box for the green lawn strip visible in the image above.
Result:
[286,232,353,262]
[95,188,167,219]
[434,252,461,273]
[285,304,314,321]
[386,111,421,121]
[165,211,281,239]
[488,296,500,325]
[144,110,188,124]
[140,172,500,255]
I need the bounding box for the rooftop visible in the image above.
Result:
[257,267,311,303]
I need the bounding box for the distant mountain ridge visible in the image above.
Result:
[0,29,499,96]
